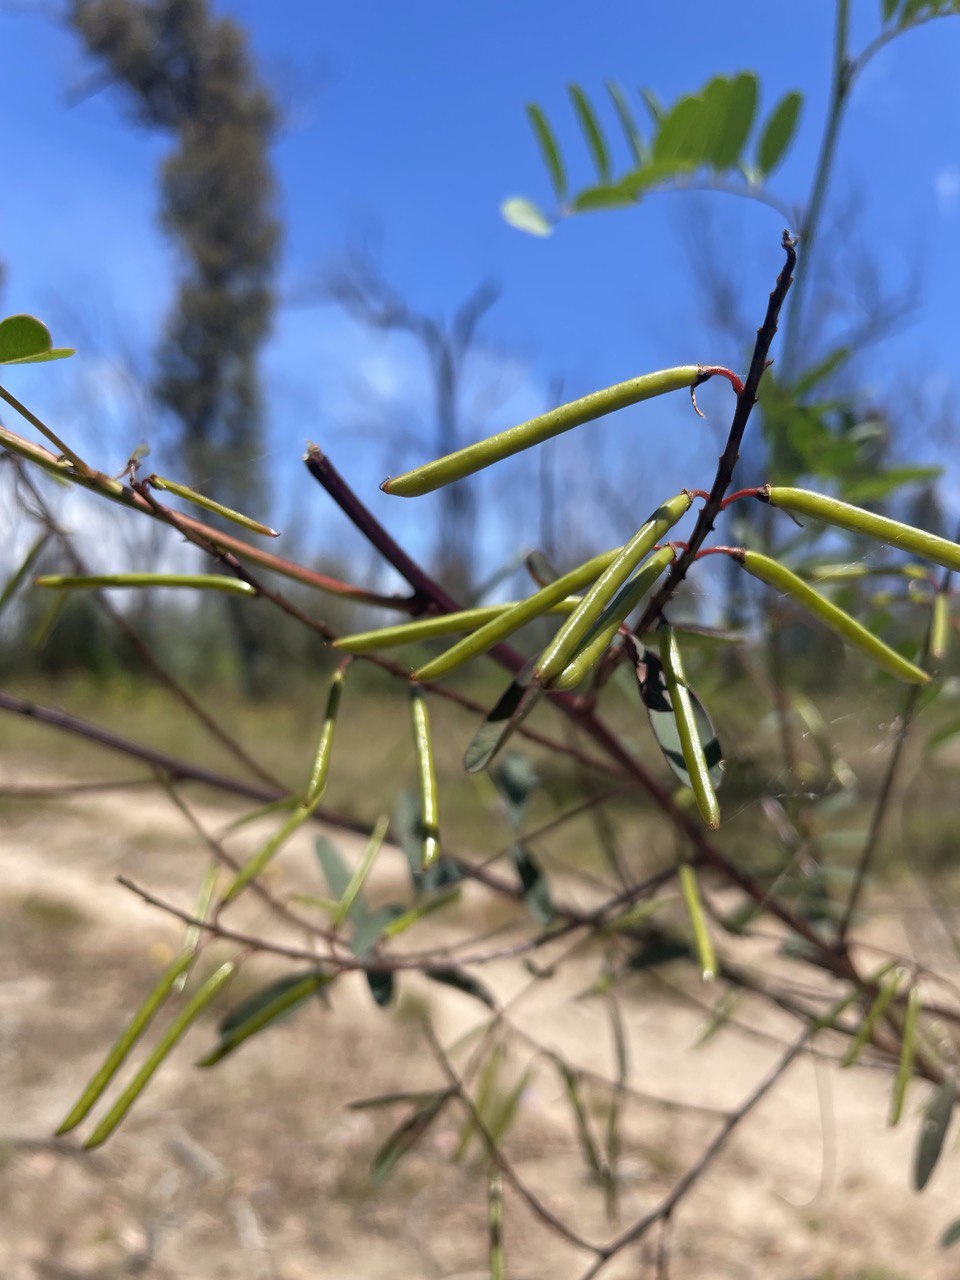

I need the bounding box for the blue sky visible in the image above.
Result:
[2,1,960,581]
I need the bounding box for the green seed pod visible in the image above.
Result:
[410,686,440,868]
[84,961,236,1149]
[306,668,345,803]
[57,950,195,1134]
[536,493,691,687]
[223,802,318,904]
[415,546,622,682]
[35,573,256,596]
[336,597,580,654]
[659,623,721,829]
[889,984,922,1127]
[678,863,717,981]
[150,475,279,537]
[930,593,951,663]
[554,546,675,690]
[739,551,930,684]
[767,487,960,573]
[383,367,701,496]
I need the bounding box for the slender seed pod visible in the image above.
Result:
[36,572,256,596]
[306,667,345,803]
[842,968,905,1069]
[678,863,717,981]
[410,685,440,868]
[57,950,195,1134]
[223,801,319,904]
[536,493,691,687]
[175,864,219,991]
[84,961,236,1149]
[659,622,721,829]
[930,593,951,663]
[738,550,930,684]
[383,367,701,496]
[766,487,960,573]
[415,546,622,682]
[150,475,279,537]
[333,814,390,926]
[336,597,580,654]
[554,546,675,690]
[889,984,922,1127]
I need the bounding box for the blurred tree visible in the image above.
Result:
[68,0,280,518]
[325,257,499,598]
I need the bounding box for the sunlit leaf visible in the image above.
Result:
[0,314,75,364]
[569,83,612,180]
[501,196,553,236]
[605,81,645,164]
[756,91,803,175]
[570,182,639,213]
[526,103,567,199]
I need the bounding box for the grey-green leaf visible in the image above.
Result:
[510,844,556,926]
[756,91,803,175]
[464,672,542,774]
[199,970,332,1066]
[526,103,567,199]
[425,967,498,1011]
[637,649,724,790]
[371,1092,451,1184]
[941,1219,960,1249]
[914,1076,956,1191]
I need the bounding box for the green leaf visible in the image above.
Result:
[570,182,639,214]
[882,0,902,19]
[941,1219,960,1249]
[371,1092,451,1184]
[0,532,50,619]
[510,844,556,926]
[702,73,759,170]
[526,104,567,200]
[605,81,645,164]
[425,967,499,1010]
[914,1075,955,1190]
[842,465,943,505]
[199,970,332,1066]
[569,84,612,181]
[464,671,542,774]
[756,91,803,176]
[501,197,553,236]
[639,88,665,126]
[637,649,724,791]
[0,314,74,364]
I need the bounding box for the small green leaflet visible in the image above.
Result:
[198,970,333,1066]
[526,103,567,199]
[569,83,612,181]
[636,648,724,791]
[464,667,542,773]
[0,314,74,364]
[371,1091,452,1185]
[756,92,803,176]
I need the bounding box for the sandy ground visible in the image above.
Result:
[3,761,960,1280]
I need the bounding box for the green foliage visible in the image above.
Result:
[0,314,74,364]
[504,73,803,233]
